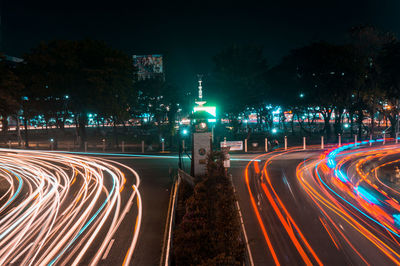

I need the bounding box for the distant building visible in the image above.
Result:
[133,54,164,81]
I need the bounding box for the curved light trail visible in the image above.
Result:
[0,148,142,265]
[245,140,400,264]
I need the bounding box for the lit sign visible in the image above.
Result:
[193,106,216,117]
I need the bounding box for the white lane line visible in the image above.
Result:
[230,174,254,266]
[235,200,255,266]
[102,239,115,260]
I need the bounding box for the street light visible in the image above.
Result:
[272,128,277,134]
[299,93,304,98]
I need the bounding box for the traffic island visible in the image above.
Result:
[172,151,245,265]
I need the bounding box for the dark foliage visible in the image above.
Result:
[173,151,244,265]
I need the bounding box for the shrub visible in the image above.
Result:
[173,151,245,265]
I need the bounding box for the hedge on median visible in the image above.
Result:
[173,151,244,265]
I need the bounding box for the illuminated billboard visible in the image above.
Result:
[133,54,164,80]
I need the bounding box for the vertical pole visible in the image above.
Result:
[162,140,165,152]
[8,140,11,149]
[84,141,87,152]
[354,135,357,146]
[102,140,106,152]
[265,138,268,152]
[338,134,341,147]
[51,142,54,151]
[224,137,227,146]
[284,136,287,150]
[321,136,324,149]
[396,132,399,144]
[303,137,306,150]
[142,140,145,153]
[212,126,214,144]
[122,141,125,153]
[383,133,386,145]
[245,139,248,153]
[182,140,185,151]
[370,134,373,146]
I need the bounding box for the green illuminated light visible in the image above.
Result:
[193,106,216,117]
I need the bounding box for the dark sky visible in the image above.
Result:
[2,0,400,92]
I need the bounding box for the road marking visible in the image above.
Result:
[235,200,255,266]
[230,174,254,266]
[102,239,115,260]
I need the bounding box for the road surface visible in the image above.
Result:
[232,142,400,265]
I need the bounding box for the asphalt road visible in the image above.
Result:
[104,156,178,266]
[6,143,400,265]
[0,149,184,265]
[232,144,400,265]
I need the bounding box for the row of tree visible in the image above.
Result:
[1,25,399,146]
[212,26,400,140]
[0,40,183,146]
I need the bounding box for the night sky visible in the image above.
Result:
[2,0,400,93]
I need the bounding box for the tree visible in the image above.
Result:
[350,26,397,137]
[212,44,269,125]
[21,39,135,147]
[377,41,400,136]
[135,79,183,147]
[0,54,24,134]
[270,42,364,139]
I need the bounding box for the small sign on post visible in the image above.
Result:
[221,141,243,151]
[222,147,231,168]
